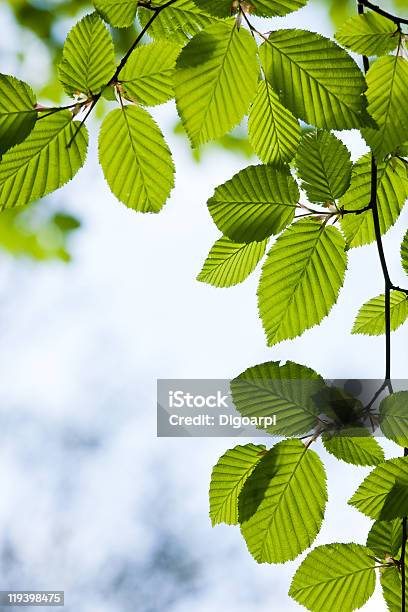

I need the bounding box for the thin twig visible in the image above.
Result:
[358,0,408,26]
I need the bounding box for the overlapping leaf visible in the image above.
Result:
[248,80,301,166]
[322,429,384,466]
[352,291,408,335]
[239,439,327,563]
[209,443,265,526]
[349,456,408,520]
[289,543,376,612]
[230,360,325,436]
[119,41,180,106]
[402,229,408,276]
[366,518,401,558]
[138,0,217,45]
[0,111,88,210]
[260,30,367,130]
[258,219,347,346]
[197,236,267,287]
[380,391,408,447]
[59,12,115,97]
[175,19,258,146]
[207,165,298,243]
[381,563,408,612]
[340,155,408,248]
[94,0,138,27]
[295,130,352,204]
[363,56,408,158]
[0,74,37,156]
[99,106,174,212]
[335,12,400,56]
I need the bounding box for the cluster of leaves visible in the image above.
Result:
[2,0,408,610]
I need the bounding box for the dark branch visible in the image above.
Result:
[358,0,408,26]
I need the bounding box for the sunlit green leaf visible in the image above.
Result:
[380,391,408,447]
[366,518,401,558]
[289,543,376,612]
[175,19,258,146]
[248,80,301,166]
[352,290,408,335]
[295,130,352,204]
[210,443,265,526]
[335,12,400,56]
[0,111,88,210]
[239,439,327,563]
[207,165,298,243]
[0,74,37,155]
[119,41,180,106]
[197,236,267,287]
[99,106,174,212]
[94,0,138,27]
[258,219,347,346]
[260,30,367,130]
[322,428,384,466]
[402,229,408,276]
[349,456,408,520]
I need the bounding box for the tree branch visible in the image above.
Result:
[358,0,408,26]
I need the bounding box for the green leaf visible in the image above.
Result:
[340,155,408,248]
[207,165,298,243]
[194,0,308,17]
[380,391,408,447]
[99,106,174,213]
[349,456,408,520]
[0,111,88,210]
[94,0,138,27]
[239,439,327,563]
[335,12,400,56]
[260,30,367,130]
[381,564,408,612]
[402,229,408,276]
[366,519,402,558]
[119,41,180,106]
[352,290,408,335]
[295,130,352,204]
[174,19,258,146]
[230,360,325,436]
[209,443,265,526]
[248,80,301,166]
[363,56,408,158]
[289,543,376,612]
[138,0,217,44]
[197,236,267,287]
[0,74,37,156]
[322,428,384,466]
[258,219,347,346]
[59,13,115,97]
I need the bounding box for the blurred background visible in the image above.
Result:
[0,1,407,610]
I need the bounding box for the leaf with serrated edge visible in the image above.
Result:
[99,106,174,213]
[197,236,267,287]
[0,111,88,210]
[230,360,325,436]
[340,155,408,248]
[59,12,115,97]
[207,165,298,243]
[260,30,367,130]
[175,19,258,146]
[239,439,327,564]
[248,80,301,166]
[335,12,400,56]
[94,0,138,27]
[289,543,376,612]
[380,391,408,447]
[349,456,408,520]
[0,74,37,155]
[322,429,384,466]
[352,291,408,335]
[366,518,401,558]
[209,443,265,526]
[119,41,180,107]
[295,130,352,204]
[258,219,347,346]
